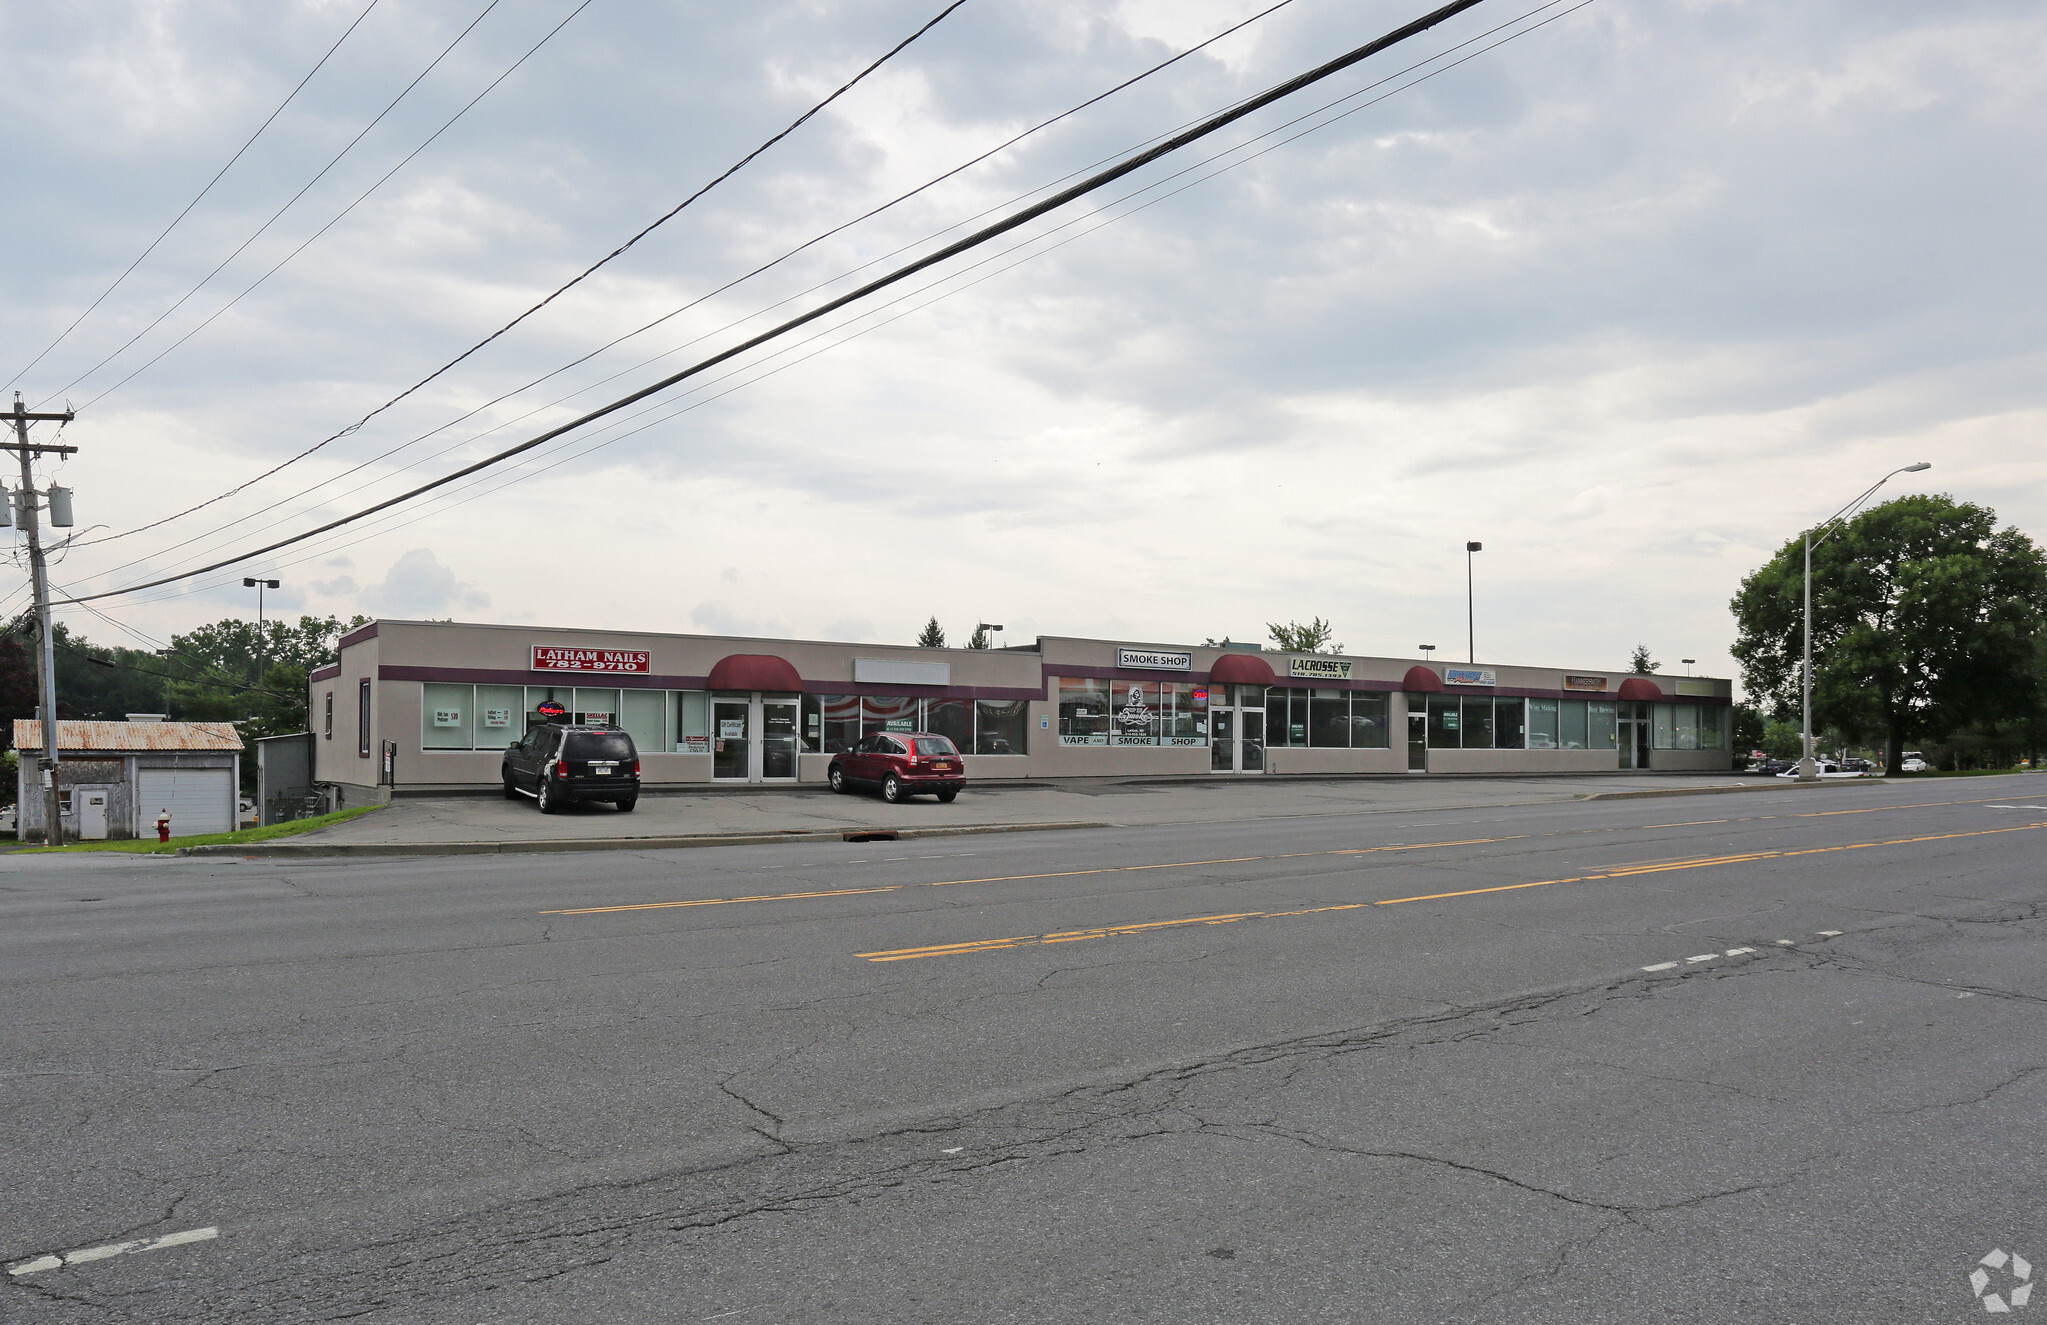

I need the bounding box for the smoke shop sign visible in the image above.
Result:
[1289,657,1353,680]
[1116,648,1191,672]
[532,645,652,674]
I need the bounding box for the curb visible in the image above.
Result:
[177,819,1111,859]
[1578,779,1891,802]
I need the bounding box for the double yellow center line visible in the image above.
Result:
[855,819,2047,962]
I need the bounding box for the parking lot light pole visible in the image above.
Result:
[1464,542,1482,663]
[1798,464,1931,782]
[244,577,280,686]
[1681,658,1696,676]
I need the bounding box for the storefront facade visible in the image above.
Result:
[309,621,1734,800]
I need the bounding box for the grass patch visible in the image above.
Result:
[17,805,382,854]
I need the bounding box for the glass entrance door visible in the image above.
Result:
[713,700,749,780]
[761,699,799,780]
[1408,710,1427,771]
[1211,709,1235,772]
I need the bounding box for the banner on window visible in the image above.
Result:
[1444,668,1498,687]
[532,645,651,674]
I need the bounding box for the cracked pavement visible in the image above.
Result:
[2,778,2045,1321]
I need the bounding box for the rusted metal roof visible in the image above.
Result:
[13,720,245,752]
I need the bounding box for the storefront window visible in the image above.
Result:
[526,686,570,732]
[1309,690,1350,747]
[675,691,711,753]
[1700,706,1726,749]
[1058,677,1111,745]
[1527,698,1559,749]
[476,684,522,749]
[422,683,471,750]
[573,687,620,727]
[864,695,919,735]
[802,694,857,753]
[1267,689,1308,747]
[1109,681,1158,745]
[1161,682,1207,745]
[976,699,1028,754]
[1462,697,1496,749]
[1588,701,1618,751]
[1351,693,1390,748]
[1230,685,1266,709]
[1654,704,1675,749]
[620,690,666,753]
[926,698,972,750]
[1559,699,1589,749]
[1495,697,1526,750]
[1428,695,1461,748]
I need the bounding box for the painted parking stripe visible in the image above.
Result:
[8,1227,217,1276]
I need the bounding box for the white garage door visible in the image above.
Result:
[137,769,234,836]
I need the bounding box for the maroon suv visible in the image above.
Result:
[828,731,965,802]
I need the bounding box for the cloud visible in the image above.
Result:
[360,549,489,619]
[11,0,2044,690]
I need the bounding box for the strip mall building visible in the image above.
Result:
[309,620,1734,802]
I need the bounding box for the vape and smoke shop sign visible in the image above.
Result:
[531,645,652,674]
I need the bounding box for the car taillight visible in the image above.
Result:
[554,762,569,779]
[633,760,641,776]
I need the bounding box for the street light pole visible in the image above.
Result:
[1797,463,1931,782]
[1464,542,1483,664]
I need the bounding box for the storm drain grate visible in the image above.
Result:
[842,830,901,843]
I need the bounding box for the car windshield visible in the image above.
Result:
[913,737,957,756]
[564,732,634,761]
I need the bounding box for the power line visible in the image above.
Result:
[34,0,512,408]
[69,0,1284,555]
[77,0,1580,609]
[61,0,1500,607]
[1,0,387,395]
[67,0,597,415]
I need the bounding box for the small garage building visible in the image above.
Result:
[13,718,244,841]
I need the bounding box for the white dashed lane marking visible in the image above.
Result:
[1643,934,1831,972]
[7,1226,217,1276]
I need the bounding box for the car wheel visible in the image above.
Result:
[829,766,847,794]
[882,774,904,803]
[615,796,637,813]
[936,790,958,803]
[537,777,559,814]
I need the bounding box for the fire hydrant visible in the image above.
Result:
[155,810,172,844]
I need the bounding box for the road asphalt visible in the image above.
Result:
[4,776,2045,1322]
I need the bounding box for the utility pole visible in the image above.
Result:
[6,395,78,846]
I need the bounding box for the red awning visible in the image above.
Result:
[1402,665,1444,693]
[1208,652,1279,686]
[706,654,804,693]
[1617,677,1663,701]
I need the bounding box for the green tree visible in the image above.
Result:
[916,616,946,648]
[1628,645,1661,674]
[1730,701,1765,755]
[1730,494,2047,771]
[164,615,366,742]
[1268,617,1342,653]
[965,624,992,650]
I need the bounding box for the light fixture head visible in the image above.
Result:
[1903,462,1931,472]
[1465,541,1483,553]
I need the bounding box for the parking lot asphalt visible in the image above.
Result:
[291,770,1779,847]
[5,777,2044,1322]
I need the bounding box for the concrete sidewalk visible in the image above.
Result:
[223,772,1831,856]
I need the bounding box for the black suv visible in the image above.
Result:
[502,724,640,813]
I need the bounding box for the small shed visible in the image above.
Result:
[13,718,244,841]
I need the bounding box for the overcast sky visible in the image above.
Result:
[3,0,2041,684]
